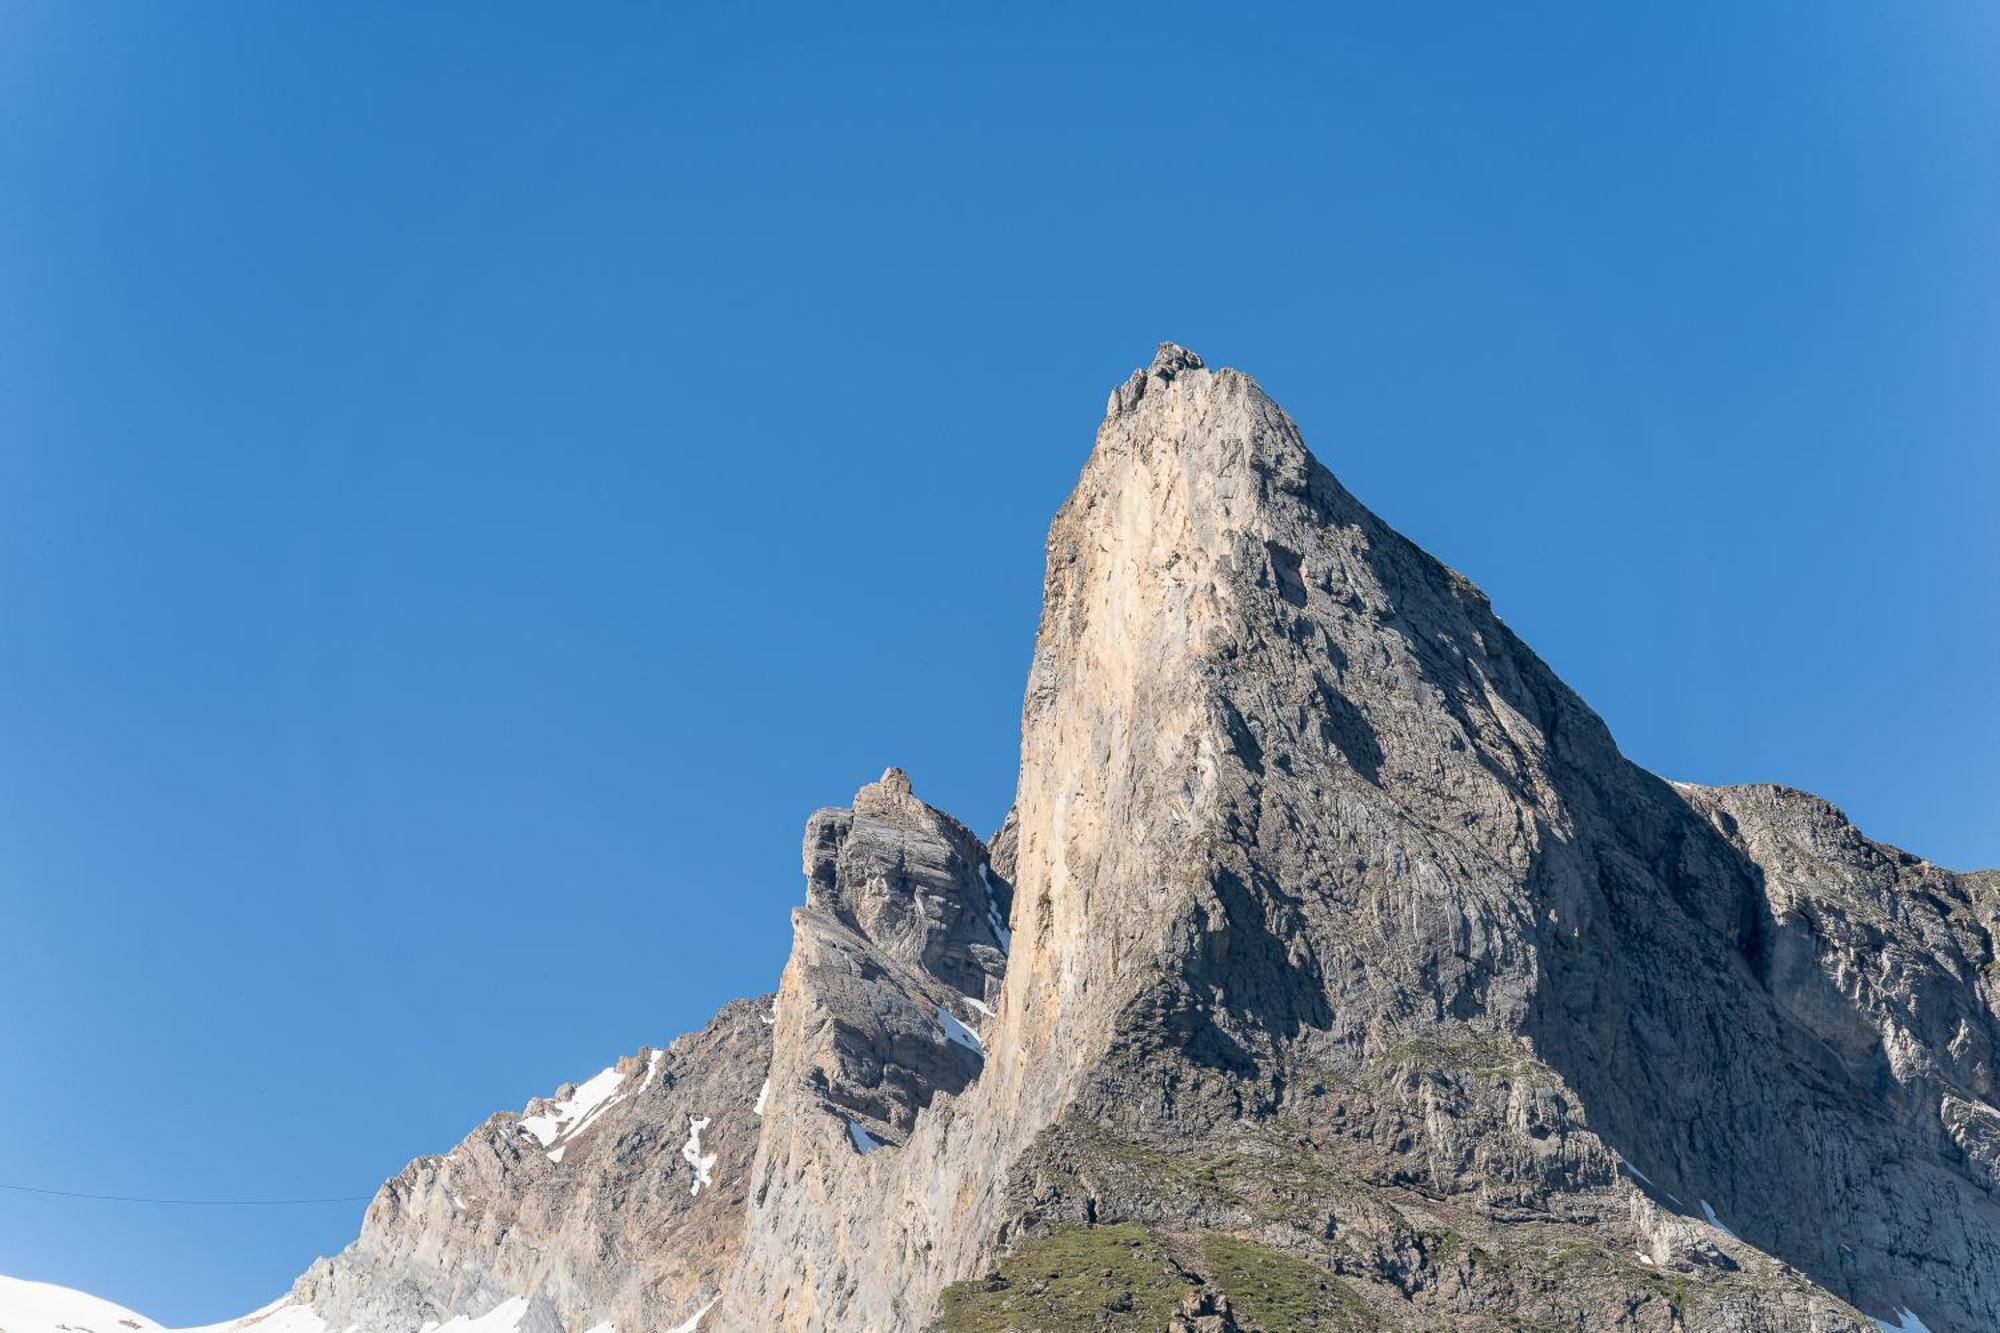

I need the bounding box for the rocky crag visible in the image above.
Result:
[171,347,2000,1331]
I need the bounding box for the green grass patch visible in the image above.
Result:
[934,1223,1196,1333]
[1204,1234,1381,1330]
[934,1223,1384,1333]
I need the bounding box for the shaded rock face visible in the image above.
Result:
[802,767,1010,1018]
[767,766,1009,1151]
[268,344,1994,1333]
[725,770,1013,1329]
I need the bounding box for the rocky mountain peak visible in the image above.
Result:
[1106,339,1231,417]
[1151,340,1205,376]
[83,343,1994,1333]
[867,764,914,798]
[848,763,928,823]
[801,769,1008,998]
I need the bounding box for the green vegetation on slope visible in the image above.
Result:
[1202,1234,1381,1330]
[934,1223,1380,1332]
[934,1223,1190,1331]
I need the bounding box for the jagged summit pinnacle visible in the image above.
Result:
[1149,340,1204,375]
[1107,340,1224,417]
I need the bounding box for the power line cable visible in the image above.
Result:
[0,1180,372,1206]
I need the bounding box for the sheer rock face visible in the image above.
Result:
[253,344,1995,1333]
[1677,785,2000,1260]
[722,344,1998,1331]
[292,997,771,1333]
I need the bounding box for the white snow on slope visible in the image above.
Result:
[180,1298,327,1333]
[1872,1309,1932,1333]
[1698,1198,1738,1240]
[0,1278,327,1333]
[0,1274,164,1333]
[666,1298,717,1333]
[964,996,994,1018]
[846,1119,882,1154]
[419,1296,530,1333]
[681,1115,717,1195]
[1610,1152,1680,1204]
[935,1005,984,1055]
[979,865,1011,952]
[753,1079,769,1116]
[517,1066,625,1161]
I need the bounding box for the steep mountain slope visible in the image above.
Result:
[294,997,773,1333]
[219,767,1008,1333]
[723,345,1996,1331]
[12,345,1992,1332]
[0,1275,323,1333]
[0,1275,172,1333]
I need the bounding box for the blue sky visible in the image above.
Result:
[2,3,1995,1321]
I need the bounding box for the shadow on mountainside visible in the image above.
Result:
[1303,449,1994,1329]
[1522,766,2000,1331]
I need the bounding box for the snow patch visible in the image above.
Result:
[964,997,995,1018]
[1872,1310,1932,1333]
[517,1065,625,1161]
[418,1297,531,1333]
[936,1006,984,1056]
[846,1119,882,1154]
[1617,1158,1679,1202]
[0,1273,166,1333]
[979,865,1012,952]
[666,1300,717,1333]
[1698,1199,1737,1240]
[0,1278,330,1333]
[179,1297,328,1333]
[681,1115,717,1195]
[638,1047,665,1094]
[753,1079,770,1117]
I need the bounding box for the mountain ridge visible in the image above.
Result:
[13,344,1993,1333]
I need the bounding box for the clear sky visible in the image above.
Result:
[2,3,1995,1321]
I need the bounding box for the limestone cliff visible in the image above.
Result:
[148,344,1998,1333]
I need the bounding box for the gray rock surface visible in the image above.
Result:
[256,343,1994,1332]
[293,997,771,1332]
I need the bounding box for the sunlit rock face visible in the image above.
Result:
[294,998,772,1333]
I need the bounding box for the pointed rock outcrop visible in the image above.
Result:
[769,767,1007,1148]
[728,769,1010,1329]
[133,345,1996,1333]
